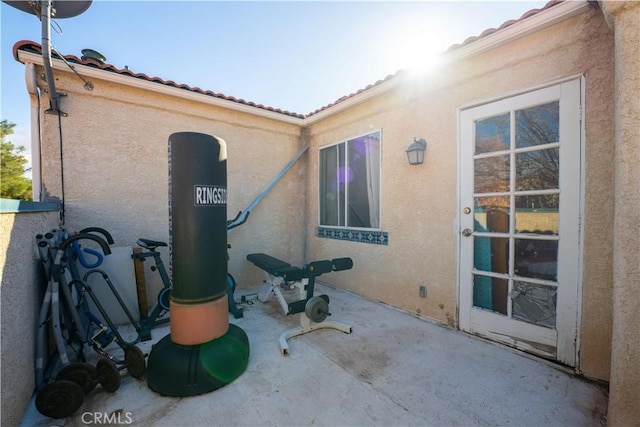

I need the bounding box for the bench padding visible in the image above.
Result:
[247,253,353,281]
[246,253,301,278]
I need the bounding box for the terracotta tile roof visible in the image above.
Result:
[13,40,305,119]
[307,0,566,116]
[12,0,565,120]
[445,0,564,51]
[306,70,408,116]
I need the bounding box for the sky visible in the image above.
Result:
[1,0,548,163]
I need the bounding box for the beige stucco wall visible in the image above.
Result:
[1,209,60,426]
[600,1,640,424]
[304,8,615,381]
[35,70,306,297]
[305,88,460,328]
[26,5,617,387]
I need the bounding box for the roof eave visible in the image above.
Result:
[16,49,305,125]
[302,75,407,126]
[443,0,591,63]
[303,0,591,125]
[15,0,591,126]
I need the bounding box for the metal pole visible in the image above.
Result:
[227,145,308,234]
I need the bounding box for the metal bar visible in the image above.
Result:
[228,145,308,233]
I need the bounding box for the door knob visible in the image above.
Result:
[462,228,473,237]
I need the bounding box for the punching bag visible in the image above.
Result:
[170,131,227,303]
[147,132,249,397]
[168,131,228,344]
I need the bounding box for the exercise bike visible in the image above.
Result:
[132,210,248,335]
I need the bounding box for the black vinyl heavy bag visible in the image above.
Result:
[169,132,227,303]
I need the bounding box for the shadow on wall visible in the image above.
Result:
[0,204,60,426]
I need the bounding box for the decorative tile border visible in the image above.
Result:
[316,226,389,246]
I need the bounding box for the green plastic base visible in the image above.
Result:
[147,323,249,397]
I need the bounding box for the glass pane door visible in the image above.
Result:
[459,79,581,366]
[472,101,560,328]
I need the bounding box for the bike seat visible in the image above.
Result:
[137,239,168,250]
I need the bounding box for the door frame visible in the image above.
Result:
[456,75,586,367]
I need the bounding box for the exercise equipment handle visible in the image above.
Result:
[55,233,112,266]
[72,240,104,269]
[79,227,115,245]
[50,233,111,281]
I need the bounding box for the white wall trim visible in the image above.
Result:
[459,73,587,112]
[25,62,42,201]
[574,74,587,372]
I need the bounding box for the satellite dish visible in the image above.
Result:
[3,0,92,18]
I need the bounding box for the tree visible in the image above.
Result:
[1,120,32,200]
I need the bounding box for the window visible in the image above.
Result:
[319,130,381,229]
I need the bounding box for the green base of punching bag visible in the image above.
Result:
[147,323,249,397]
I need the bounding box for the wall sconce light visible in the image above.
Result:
[406,138,427,165]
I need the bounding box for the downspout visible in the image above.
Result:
[25,62,42,201]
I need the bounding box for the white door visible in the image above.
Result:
[459,80,582,366]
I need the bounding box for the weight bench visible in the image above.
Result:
[246,253,353,355]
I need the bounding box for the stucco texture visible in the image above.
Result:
[305,9,615,381]
[30,6,616,385]
[35,70,306,299]
[1,211,59,426]
[600,1,640,424]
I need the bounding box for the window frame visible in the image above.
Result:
[317,129,382,231]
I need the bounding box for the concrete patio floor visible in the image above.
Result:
[21,283,608,426]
